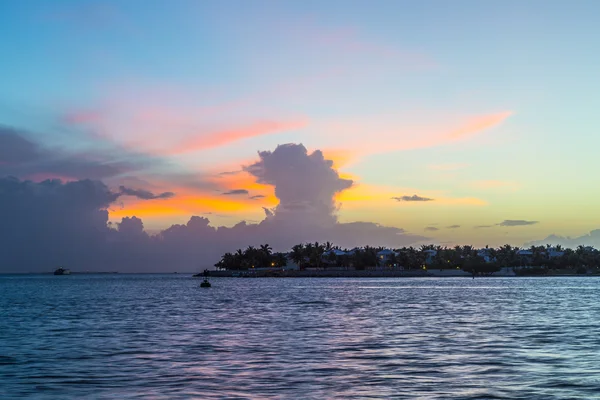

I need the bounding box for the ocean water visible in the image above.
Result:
[1,275,600,399]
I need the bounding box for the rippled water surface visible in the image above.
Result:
[2,275,600,399]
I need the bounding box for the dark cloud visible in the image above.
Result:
[245,144,353,225]
[222,189,249,196]
[474,225,493,228]
[119,186,174,200]
[524,229,600,248]
[424,226,439,231]
[0,143,428,273]
[392,194,434,202]
[250,195,265,199]
[0,125,222,195]
[498,220,538,227]
[0,177,118,271]
[446,225,461,229]
[0,126,130,180]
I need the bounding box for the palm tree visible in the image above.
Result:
[290,244,305,268]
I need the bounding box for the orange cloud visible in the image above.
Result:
[320,148,355,169]
[109,170,279,224]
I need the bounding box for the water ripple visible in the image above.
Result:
[1,275,600,399]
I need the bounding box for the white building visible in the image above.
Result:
[477,248,496,263]
[376,249,398,266]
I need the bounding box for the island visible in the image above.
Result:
[204,242,600,278]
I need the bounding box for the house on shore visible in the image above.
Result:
[376,249,398,267]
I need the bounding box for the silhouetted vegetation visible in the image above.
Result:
[215,242,600,275]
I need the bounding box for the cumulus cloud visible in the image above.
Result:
[446,225,461,229]
[119,186,174,200]
[498,220,538,227]
[392,194,434,202]
[0,143,429,273]
[245,144,353,225]
[424,226,439,231]
[222,189,250,196]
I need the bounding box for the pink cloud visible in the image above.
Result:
[317,111,513,168]
[167,119,309,155]
[444,111,513,141]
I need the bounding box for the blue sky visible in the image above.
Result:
[1,0,600,247]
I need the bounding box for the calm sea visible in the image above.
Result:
[1,275,600,399]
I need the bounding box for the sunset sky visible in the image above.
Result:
[2,0,600,248]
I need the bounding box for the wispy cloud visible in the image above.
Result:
[498,220,538,227]
[445,112,512,141]
[474,225,494,229]
[424,226,439,231]
[318,111,512,167]
[446,225,461,229]
[250,194,265,199]
[222,189,249,196]
[392,194,434,202]
[119,186,175,200]
[168,119,308,155]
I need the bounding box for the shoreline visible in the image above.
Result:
[200,269,600,278]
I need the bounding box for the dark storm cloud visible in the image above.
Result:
[119,186,174,200]
[392,194,434,202]
[222,189,249,196]
[497,220,538,227]
[0,177,118,271]
[0,143,428,273]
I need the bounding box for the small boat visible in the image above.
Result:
[53,267,71,275]
[200,278,211,288]
[199,269,211,287]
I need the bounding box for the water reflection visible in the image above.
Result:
[1,275,599,399]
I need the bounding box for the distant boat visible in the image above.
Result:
[200,279,211,288]
[53,267,71,275]
[199,269,211,287]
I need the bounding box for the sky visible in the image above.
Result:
[2,1,600,271]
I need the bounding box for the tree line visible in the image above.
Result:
[214,242,600,275]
